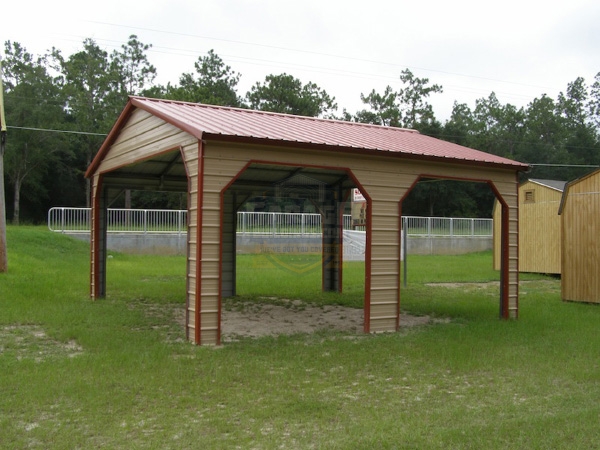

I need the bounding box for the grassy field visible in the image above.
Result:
[1,227,600,449]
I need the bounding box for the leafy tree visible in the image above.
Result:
[141,84,168,99]
[3,35,600,221]
[443,102,474,145]
[112,35,157,96]
[556,77,600,167]
[351,109,381,125]
[167,50,242,106]
[402,180,494,218]
[397,69,443,129]
[518,95,572,179]
[352,69,442,131]
[589,72,600,131]
[469,92,525,160]
[246,73,337,117]
[357,86,400,126]
[557,77,589,128]
[53,38,125,205]
[2,41,70,224]
[111,35,157,209]
[0,57,7,270]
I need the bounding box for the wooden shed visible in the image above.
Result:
[493,179,566,274]
[86,97,528,345]
[559,169,600,303]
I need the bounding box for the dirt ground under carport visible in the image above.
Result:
[219,299,435,342]
[172,299,436,343]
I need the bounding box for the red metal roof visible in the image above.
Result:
[88,96,529,176]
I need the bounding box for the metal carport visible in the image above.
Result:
[86,97,528,345]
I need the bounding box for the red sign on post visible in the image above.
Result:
[351,189,366,228]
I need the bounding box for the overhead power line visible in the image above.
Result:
[529,163,600,168]
[6,126,107,136]
[85,20,558,91]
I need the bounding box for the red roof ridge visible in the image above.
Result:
[129,96,420,134]
[87,96,529,177]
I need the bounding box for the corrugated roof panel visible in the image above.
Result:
[127,97,528,169]
[528,178,567,192]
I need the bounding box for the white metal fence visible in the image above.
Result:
[402,216,493,237]
[48,207,188,235]
[48,207,492,237]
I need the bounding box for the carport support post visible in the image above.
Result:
[322,187,343,292]
[221,190,237,298]
[91,184,108,299]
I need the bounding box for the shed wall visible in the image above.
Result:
[561,172,600,303]
[494,181,562,274]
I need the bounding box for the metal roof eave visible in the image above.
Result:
[201,132,530,172]
[87,96,529,178]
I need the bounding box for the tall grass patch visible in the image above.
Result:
[2,228,600,449]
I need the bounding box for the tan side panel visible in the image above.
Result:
[492,200,502,271]
[197,142,521,338]
[347,166,413,333]
[488,177,519,317]
[180,143,200,340]
[562,173,600,303]
[501,184,519,318]
[197,152,250,344]
[518,182,562,274]
[368,197,401,331]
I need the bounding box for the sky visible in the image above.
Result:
[3,0,600,122]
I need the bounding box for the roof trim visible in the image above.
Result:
[87,96,530,178]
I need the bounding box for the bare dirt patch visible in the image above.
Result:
[171,298,435,342]
[222,301,436,342]
[425,279,560,293]
[425,281,500,289]
[0,325,83,362]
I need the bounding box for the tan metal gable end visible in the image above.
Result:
[87,97,528,345]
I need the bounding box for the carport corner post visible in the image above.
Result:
[403,217,408,287]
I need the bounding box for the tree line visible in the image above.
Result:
[2,36,599,223]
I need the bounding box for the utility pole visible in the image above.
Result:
[0,56,8,272]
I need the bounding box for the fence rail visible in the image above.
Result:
[48,207,492,237]
[48,207,188,235]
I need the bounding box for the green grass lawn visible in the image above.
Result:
[1,227,600,449]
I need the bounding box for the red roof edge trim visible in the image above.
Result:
[202,132,530,171]
[129,95,420,133]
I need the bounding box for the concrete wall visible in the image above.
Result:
[67,232,188,255]
[66,231,491,258]
[407,236,492,255]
